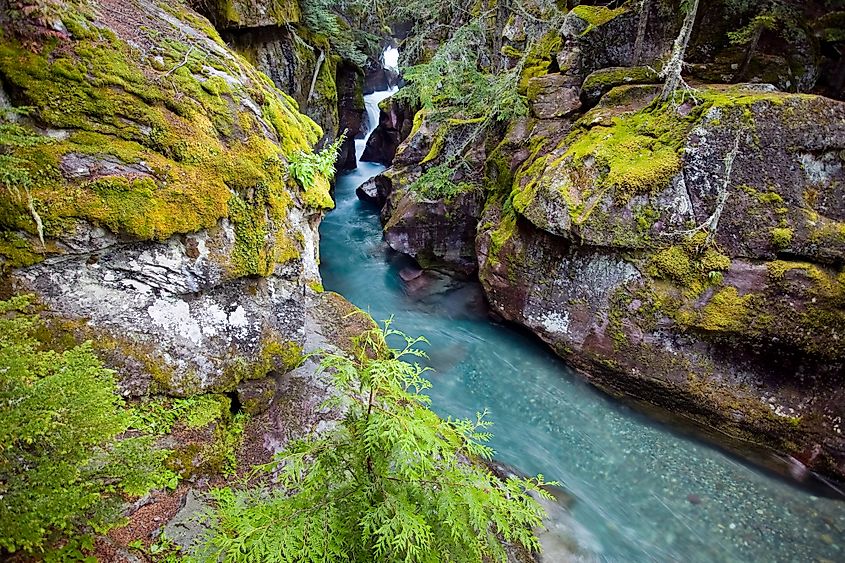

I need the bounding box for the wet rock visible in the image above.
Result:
[399,265,424,281]
[362,96,416,166]
[355,177,382,205]
[336,61,366,170]
[477,86,845,480]
[363,64,400,94]
[383,185,486,277]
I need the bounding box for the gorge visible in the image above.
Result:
[0,0,844,561]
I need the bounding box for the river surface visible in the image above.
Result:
[319,90,845,562]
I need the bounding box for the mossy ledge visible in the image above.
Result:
[0,0,332,276]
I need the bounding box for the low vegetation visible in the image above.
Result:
[191,323,553,563]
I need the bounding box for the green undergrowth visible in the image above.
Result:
[190,322,554,562]
[409,163,478,200]
[131,394,232,435]
[0,296,178,556]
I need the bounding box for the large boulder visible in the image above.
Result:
[0,0,331,396]
[479,84,845,479]
[376,110,494,275]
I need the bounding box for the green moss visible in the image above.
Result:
[563,102,688,203]
[225,335,303,385]
[648,234,731,297]
[570,5,628,33]
[0,5,321,275]
[518,32,562,93]
[771,227,793,249]
[582,66,660,93]
[486,205,518,268]
[164,411,247,479]
[690,287,752,332]
[0,232,44,269]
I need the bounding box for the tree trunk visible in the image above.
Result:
[632,0,651,66]
[305,48,325,112]
[660,0,700,101]
[737,21,763,81]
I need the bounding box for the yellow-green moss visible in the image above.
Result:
[582,66,660,92]
[648,233,731,297]
[518,31,563,93]
[226,335,304,384]
[0,5,321,273]
[771,227,793,248]
[485,205,518,267]
[570,5,628,33]
[0,232,44,269]
[563,103,688,202]
[691,287,753,332]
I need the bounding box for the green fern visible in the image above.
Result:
[287,134,345,189]
[191,321,554,563]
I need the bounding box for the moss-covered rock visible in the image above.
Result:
[580,65,660,106]
[190,0,301,29]
[223,23,341,148]
[476,84,845,480]
[1,0,330,395]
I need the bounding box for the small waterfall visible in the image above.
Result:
[355,47,400,162]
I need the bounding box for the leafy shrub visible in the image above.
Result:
[409,163,477,200]
[286,134,344,190]
[191,322,552,563]
[0,296,167,555]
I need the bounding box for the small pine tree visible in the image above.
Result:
[192,322,553,563]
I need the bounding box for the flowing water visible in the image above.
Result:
[319,89,845,562]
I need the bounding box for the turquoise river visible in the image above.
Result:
[318,89,845,563]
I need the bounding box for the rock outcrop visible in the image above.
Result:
[191,1,370,167]
[370,2,845,479]
[487,85,845,480]
[0,0,333,397]
[361,95,415,165]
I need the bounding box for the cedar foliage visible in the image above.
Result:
[0,296,168,556]
[192,322,553,563]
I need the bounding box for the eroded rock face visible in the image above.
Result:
[224,25,340,146]
[479,86,845,479]
[1,0,328,396]
[374,110,493,275]
[362,96,415,165]
[336,60,366,169]
[190,0,301,29]
[382,183,485,277]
